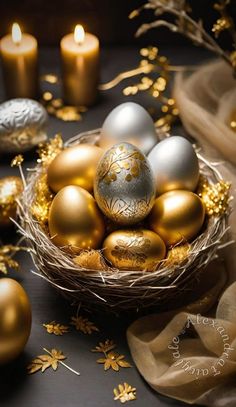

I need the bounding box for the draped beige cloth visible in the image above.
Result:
[127,60,236,406]
[127,281,236,405]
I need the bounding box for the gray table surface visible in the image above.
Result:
[0,46,211,407]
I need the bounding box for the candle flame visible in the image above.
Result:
[74,24,85,45]
[12,23,22,45]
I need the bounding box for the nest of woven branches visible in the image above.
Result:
[17,130,230,313]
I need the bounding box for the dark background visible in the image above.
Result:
[0,0,235,48]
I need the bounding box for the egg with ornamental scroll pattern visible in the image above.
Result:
[94,142,156,225]
[0,278,31,364]
[103,229,166,271]
[48,185,105,253]
[149,190,205,246]
[47,144,104,193]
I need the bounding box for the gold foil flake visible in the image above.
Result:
[11,155,24,167]
[70,316,99,334]
[212,16,232,37]
[31,173,54,224]
[37,134,63,166]
[165,243,191,267]
[43,321,69,335]
[198,178,231,216]
[55,106,82,121]
[74,250,109,271]
[92,340,131,372]
[97,352,131,371]
[114,383,137,403]
[41,74,59,84]
[0,245,24,274]
[92,340,116,353]
[27,348,80,376]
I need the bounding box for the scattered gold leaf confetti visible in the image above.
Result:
[114,383,136,403]
[41,73,59,84]
[55,106,82,121]
[43,321,69,335]
[27,348,80,376]
[42,91,53,102]
[27,348,66,374]
[70,316,99,334]
[92,340,131,372]
[198,178,231,216]
[0,245,26,274]
[92,340,116,353]
[11,155,24,167]
[97,352,131,372]
[51,98,63,108]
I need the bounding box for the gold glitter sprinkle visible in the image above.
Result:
[198,178,231,216]
[114,383,136,403]
[37,134,63,166]
[31,173,54,224]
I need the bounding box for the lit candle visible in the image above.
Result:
[60,24,99,106]
[0,23,38,99]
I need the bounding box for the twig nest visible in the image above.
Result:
[0,98,48,153]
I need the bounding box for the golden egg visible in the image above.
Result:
[48,185,105,252]
[0,176,23,227]
[0,278,31,365]
[149,190,205,246]
[47,144,103,193]
[103,229,166,271]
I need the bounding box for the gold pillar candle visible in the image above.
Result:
[60,24,99,106]
[0,23,38,99]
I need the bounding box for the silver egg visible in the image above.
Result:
[0,98,48,153]
[94,142,156,225]
[148,136,199,195]
[100,102,157,154]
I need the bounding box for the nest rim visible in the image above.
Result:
[17,130,229,312]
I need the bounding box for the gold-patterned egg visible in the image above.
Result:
[47,144,103,193]
[103,229,166,271]
[94,142,156,225]
[149,190,205,246]
[48,185,105,252]
[0,278,31,365]
[0,176,23,227]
